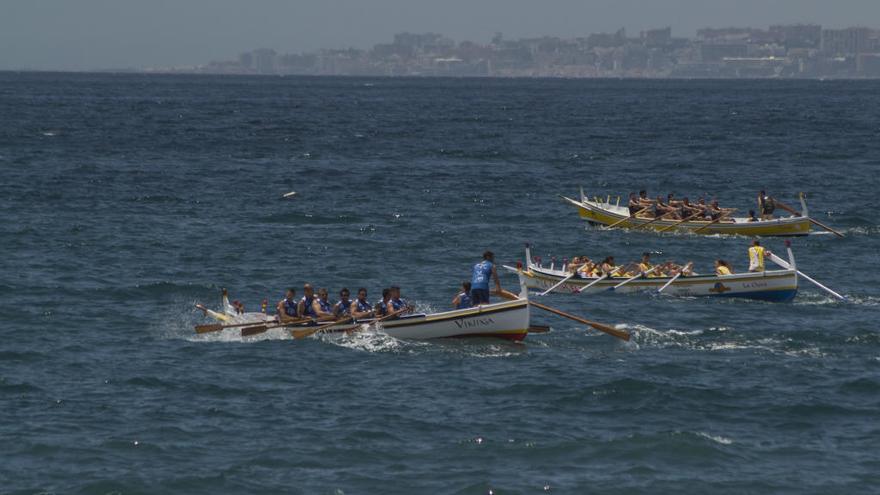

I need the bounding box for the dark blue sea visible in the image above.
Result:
[1,72,879,494]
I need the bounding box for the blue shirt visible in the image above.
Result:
[282,298,297,317]
[334,299,351,316]
[375,300,388,316]
[455,292,472,309]
[300,296,316,317]
[390,297,407,312]
[471,260,494,290]
[317,298,332,314]
[355,299,372,314]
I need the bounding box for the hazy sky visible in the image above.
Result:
[2,0,879,70]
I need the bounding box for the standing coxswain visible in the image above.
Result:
[748,240,772,272]
[471,250,502,305]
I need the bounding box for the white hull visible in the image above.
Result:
[504,245,799,302]
[377,298,530,340]
[204,296,531,341]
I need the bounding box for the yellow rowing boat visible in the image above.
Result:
[563,189,813,237]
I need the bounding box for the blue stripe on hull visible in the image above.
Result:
[715,289,798,303]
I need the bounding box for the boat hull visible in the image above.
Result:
[364,298,530,341]
[203,297,531,341]
[564,196,812,237]
[507,265,798,302]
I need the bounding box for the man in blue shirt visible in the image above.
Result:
[275,288,298,323]
[471,250,502,305]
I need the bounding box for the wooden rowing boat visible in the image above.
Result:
[563,188,814,237]
[503,245,799,302]
[199,291,532,341]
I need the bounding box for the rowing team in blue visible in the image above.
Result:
[272,251,504,323]
[276,284,413,324]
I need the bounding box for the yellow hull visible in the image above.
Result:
[570,199,812,237]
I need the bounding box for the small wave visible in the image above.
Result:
[695,431,733,445]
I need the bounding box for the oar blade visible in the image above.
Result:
[241,325,268,337]
[589,322,631,341]
[527,324,551,333]
[195,323,223,334]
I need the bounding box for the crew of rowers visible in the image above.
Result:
[275,284,414,324]
[565,243,769,279]
[566,252,696,278]
[628,190,735,221]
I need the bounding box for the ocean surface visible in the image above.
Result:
[1,72,879,494]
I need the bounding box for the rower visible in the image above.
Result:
[312,288,335,322]
[680,197,701,217]
[599,256,619,276]
[375,288,391,317]
[388,286,412,317]
[715,259,734,275]
[638,252,658,277]
[748,240,772,272]
[748,210,759,222]
[333,288,352,317]
[637,190,652,208]
[654,195,676,219]
[350,288,374,320]
[628,193,641,215]
[452,282,473,309]
[577,260,598,278]
[758,190,775,220]
[471,250,502,305]
[276,287,299,323]
[298,284,317,319]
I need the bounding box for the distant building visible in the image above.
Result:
[770,24,822,49]
[252,48,277,74]
[821,27,871,55]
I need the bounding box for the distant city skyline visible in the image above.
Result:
[3,0,880,71]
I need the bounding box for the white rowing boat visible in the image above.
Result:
[503,245,800,302]
[200,290,532,341]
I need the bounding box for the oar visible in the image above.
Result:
[291,316,354,340]
[775,198,844,238]
[527,324,551,333]
[656,272,682,293]
[194,308,277,334]
[338,311,402,336]
[767,253,846,301]
[692,209,736,234]
[631,210,676,231]
[606,206,649,229]
[657,210,706,233]
[576,266,623,294]
[497,289,630,341]
[240,317,312,337]
[610,266,659,291]
[539,272,576,296]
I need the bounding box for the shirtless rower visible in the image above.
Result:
[276,287,299,323]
